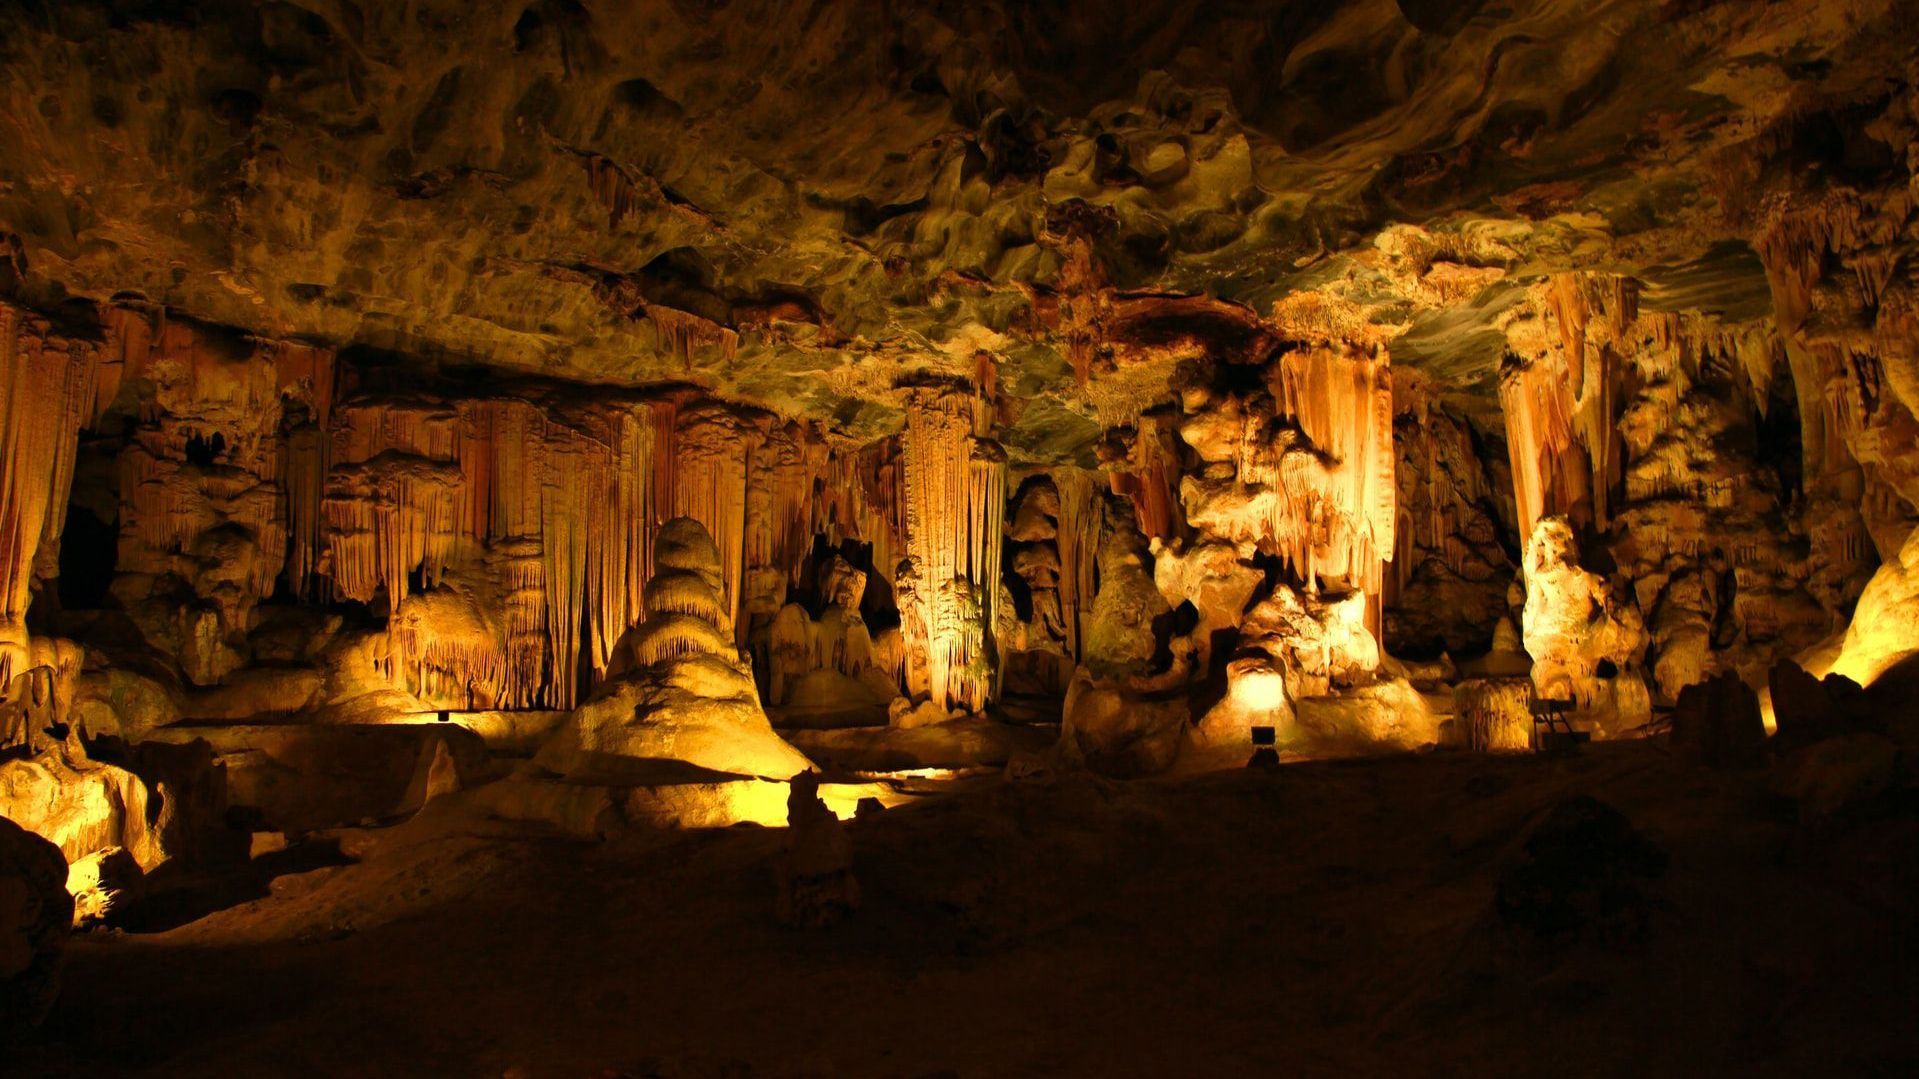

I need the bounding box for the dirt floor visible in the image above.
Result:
[13,742,1917,1078]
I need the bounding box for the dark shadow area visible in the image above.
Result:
[55,503,117,609]
[112,837,356,934]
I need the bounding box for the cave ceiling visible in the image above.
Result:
[0,0,1907,459]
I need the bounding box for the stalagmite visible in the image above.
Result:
[1521,516,1651,735]
[0,12,1914,1067]
[538,517,812,782]
[1454,679,1534,752]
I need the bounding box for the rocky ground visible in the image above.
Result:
[12,742,1915,1078]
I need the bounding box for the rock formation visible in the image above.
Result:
[64,847,142,929]
[1670,670,1767,767]
[763,553,900,724]
[1453,679,1534,752]
[1058,668,1187,778]
[0,737,239,872]
[774,771,859,929]
[0,814,70,1030]
[1521,517,1652,736]
[1388,373,1516,658]
[536,517,813,782]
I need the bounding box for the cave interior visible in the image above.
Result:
[1,1,1917,1074]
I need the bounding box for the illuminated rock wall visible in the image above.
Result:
[1757,188,1919,551]
[1386,371,1516,658]
[0,303,99,692]
[1178,344,1396,603]
[0,311,882,719]
[320,391,845,711]
[107,308,334,686]
[1503,270,1871,702]
[900,383,1004,714]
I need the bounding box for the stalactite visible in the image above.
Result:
[968,438,1007,690]
[673,403,758,639]
[1053,466,1103,661]
[1051,212,1111,388]
[1548,273,1589,392]
[21,286,816,714]
[815,438,904,579]
[273,342,340,598]
[1385,370,1510,652]
[1105,413,1181,542]
[323,400,461,605]
[539,429,593,708]
[0,303,99,689]
[644,304,739,364]
[1266,347,1397,597]
[901,383,1003,712]
[581,151,644,228]
[266,341,337,430]
[499,536,550,709]
[583,405,659,681]
[1499,357,1589,542]
[1178,347,1397,643]
[1503,274,1645,538]
[387,588,507,709]
[318,388,718,710]
[95,303,157,422]
[746,422,819,591]
[280,425,328,599]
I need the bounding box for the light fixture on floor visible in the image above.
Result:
[1248,725,1279,768]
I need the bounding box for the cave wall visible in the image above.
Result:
[4,250,1913,748]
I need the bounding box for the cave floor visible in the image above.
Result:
[16,742,1917,1078]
